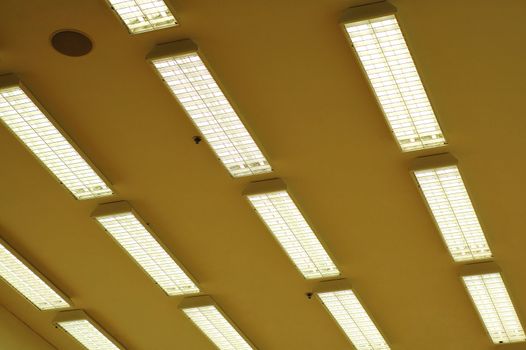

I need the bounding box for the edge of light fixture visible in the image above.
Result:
[410,153,458,172]
[146,39,272,178]
[179,295,258,349]
[53,309,126,349]
[0,73,114,200]
[243,178,340,279]
[313,279,390,348]
[340,1,397,24]
[91,201,200,296]
[0,237,72,311]
[104,0,179,35]
[459,261,500,277]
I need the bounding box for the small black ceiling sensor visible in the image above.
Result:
[51,30,93,57]
[193,136,202,144]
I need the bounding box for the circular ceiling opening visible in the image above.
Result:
[51,30,93,57]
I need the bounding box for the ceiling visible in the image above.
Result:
[0,0,525,349]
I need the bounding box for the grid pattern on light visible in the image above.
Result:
[414,165,491,261]
[58,319,120,350]
[0,243,69,310]
[183,305,253,350]
[152,54,271,177]
[318,289,390,350]
[247,190,339,279]
[0,86,112,200]
[108,0,177,34]
[95,212,198,296]
[344,15,445,151]
[463,273,525,344]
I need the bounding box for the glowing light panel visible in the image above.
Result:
[107,0,177,34]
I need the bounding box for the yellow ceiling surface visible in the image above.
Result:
[1,0,526,349]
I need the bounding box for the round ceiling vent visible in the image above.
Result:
[51,30,93,57]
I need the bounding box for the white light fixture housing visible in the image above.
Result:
[147,39,272,178]
[460,262,526,345]
[243,178,340,279]
[91,201,199,296]
[54,310,125,350]
[0,237,71,310]
[411,153,492,262]
[341,2,446,151]
[179,295,257,350]
[314,279,390,350]
[0,74,113,200]
[105,0,178,34]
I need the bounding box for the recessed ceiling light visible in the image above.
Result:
[411,153,492,261]
[106,0,177,34]
[180,296,256,350]
[461,263,525,344]
[244,178,339,279]
[54,310,124,350]
[341,2,445,151]
[0,238,70,310]
[92,201,199,296]
[0,74,113,200]
[147,40,272,178]
[315,280,390,350]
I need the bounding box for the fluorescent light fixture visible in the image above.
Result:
[147,40,271,177]
[244,179,339,279]
[54,310,124,350]
[314,279,390,350]
[180,296,256,350]
[461,262,525,344]
[0,238,70,310]
[341,2,445,151]
[106,0,177,34]
[92,201,199,296]
[412,153,492,262]
[0,74,113,200]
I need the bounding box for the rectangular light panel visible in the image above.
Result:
[343,5,445,151]
[107,0,177,34]
[93,203,199,296]
[55,311,124,350]
[0,240,70,310]
[181,297,255,350]
[317,289,390,350]
[149,41,271,177]
[0,79,112,200]
[414,164,491,261]
[463,272,525,344]
[245,180,339,279]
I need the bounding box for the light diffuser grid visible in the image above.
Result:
[247,190,339,279]
[0,242,69,310]
[183,305,253,350]
[463,273,525,344]
[107,0,177,34]
[152,53,271,177]
[344,15,445,151]
[318,289,390,350]
[414,165,491,261]
[95,212,199,296]
[0,86,112,200]
[58,319,120,350]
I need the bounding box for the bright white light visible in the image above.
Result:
[57,319,121,350]
[107,0,177,34]
[183,305,253,350]
[414,165,491,261]
[344,15,445,151]
[318,289,390,350]
[463,273,525,344]
[95,212,199,296]
[247,190,339,279]
[152,53,271,177]
[0,242,69,310]
[0,86,112,200]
